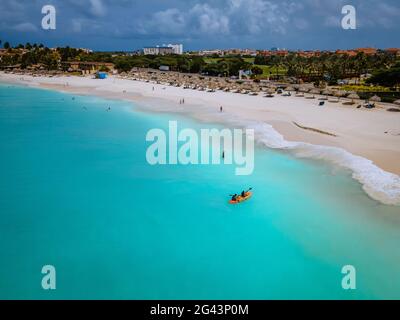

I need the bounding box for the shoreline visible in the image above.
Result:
[1,72,400,205]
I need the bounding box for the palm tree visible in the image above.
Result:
[355,53,368,82]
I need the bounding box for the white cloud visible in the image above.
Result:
[135,0,300,37]
[366,2,400,29]
[226,0,295,35]
[71,19,83,33]
[294,18,309,30]
[136,8,186,35]
[13,22,38,32]
[89,0,106,17]
[66,0,107,17]
[190,4,230,34]
[136,4,230,36]
[324,16,340,27]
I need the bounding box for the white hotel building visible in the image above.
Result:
[143,44,183,55]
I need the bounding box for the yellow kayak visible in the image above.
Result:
[229,192,252,204]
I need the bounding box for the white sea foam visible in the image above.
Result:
[247,121,400,206]
[138,100,400,205]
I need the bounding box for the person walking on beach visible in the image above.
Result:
[220,106,223,112]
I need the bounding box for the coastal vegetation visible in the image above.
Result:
[254,51,399,84]
[1,41,399,92]
[366,62,400,88]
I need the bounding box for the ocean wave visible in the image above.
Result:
[138,100,400,205]
[247,121,400,206]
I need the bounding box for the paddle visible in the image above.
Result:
[229,187,252,197]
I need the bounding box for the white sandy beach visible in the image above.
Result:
[1,72,400,205]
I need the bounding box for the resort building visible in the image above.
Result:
[143,44,183,55]
[196,49,224,56]
[194,48,256,57]
[166,44,183,55]
[335,49,358,56]
[258,50,289,57]
[334,48,378,56]
[297,50,323,58]
[143,46,173,55]
[79,48,93,54]
[355,48,378,55]
[385,48,400,57]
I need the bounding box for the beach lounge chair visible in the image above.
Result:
[364,103,375,109]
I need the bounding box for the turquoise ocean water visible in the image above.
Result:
[0,83,400,299]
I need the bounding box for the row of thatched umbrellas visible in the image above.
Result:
[127,71,281,94]
[285,85,390,103]
[122,71,400,105]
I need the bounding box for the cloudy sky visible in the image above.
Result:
[0,0,399,51]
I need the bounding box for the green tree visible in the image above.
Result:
[43,51,61,70]
[99,65,110,72]
[251,66,263,75]
[366,63,400,87]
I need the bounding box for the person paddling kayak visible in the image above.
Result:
[229,188,253,204]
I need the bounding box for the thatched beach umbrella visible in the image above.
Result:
[334,90,346,97]
[332,90,346,101]
[394,99,400,106]
[347,93,360,102]
[369,95,381,102]
[285,86,296,92]
[299,86,310,93]
[244,83,253,91]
